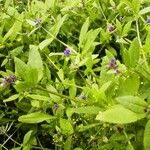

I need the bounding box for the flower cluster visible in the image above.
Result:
[0,75,16,87]
[108,59,120,74]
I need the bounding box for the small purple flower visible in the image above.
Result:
[108,58,116,69]
[146,18,150,23]
[3,77,10,83]
[64,48,70,56]
[10,75,16,84]
[108,25,115,32]
[54,103,58,111]
[114,69,120,74]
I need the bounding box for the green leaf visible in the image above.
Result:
[132,0,141,14]
[116,96,147,113]
[143,30,150,53]
[69,79,77,98]
[18,112,55,123]
[4,0,12,10]
[28,45,43,81]
[24,66,38,85]
[79,17,90,48]
[3,13,23,42]
[96,105,145,124]
[14,81,33,92]
[59,119,74,135]
[26,94,50,102]
[10,46,24,57]
[122,21,132,37]
[45,0,56,9]
[117,73,140,96]
[64,136,72,150]
[144,120,150,150]
[1,58,8,67]
[14,57,28,80]
[23,130,33,146]
[3,94,19,102]
[139,6,150,15]
[129,38,140,67]
[39,38,53,50]
[74,148,83,150]
[66,106,101,118]
[76,123,100,132]
[82,28,100,56]
[50,14,68,36]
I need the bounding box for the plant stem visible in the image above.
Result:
[37,86,86,103]
[136,19,149,71]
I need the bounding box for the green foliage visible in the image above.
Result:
[18,112,55,123]
[0,0,150,149]
[96,105,145,124]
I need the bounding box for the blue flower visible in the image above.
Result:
[10,75,16,84]
[146,18,150,23]
[64,48,70,56]
[108,58,116,69]
[108,25,115,32]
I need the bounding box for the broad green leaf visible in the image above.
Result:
[96,105,145,124]
[69,79,77,98]
[79,17,90,48]
[117,73,140,96]
[122,21,132,37]
[143,30,150,53]
[129,38,140,67]
[1,58,8,67]
[66,106,101,118]
[64,136,72,150]
[24,67,38,85]
[14,57,28,80]
[50,14,68,36]
[132,0,141,14]
[23,130,33,146]
[27,94,50,102]
[31,100,41,108]
[14,81,33,92]
[144,120,150,150]
[3,94,19,102]
[60,119,74,135]
[116,96,147,107]
[3,13,23,42]
[82,28,100,56]
[116,96,147,113]
[39,38,53,50]
[18,112,55,123]
[4,0,12,10]
[139,6,150,15]
[10,46,24,57]
[45,0,56,9]
[28,45,43,81]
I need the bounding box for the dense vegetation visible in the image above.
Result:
[0,0,150,149]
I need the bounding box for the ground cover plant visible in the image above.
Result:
[0,0,150,149]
